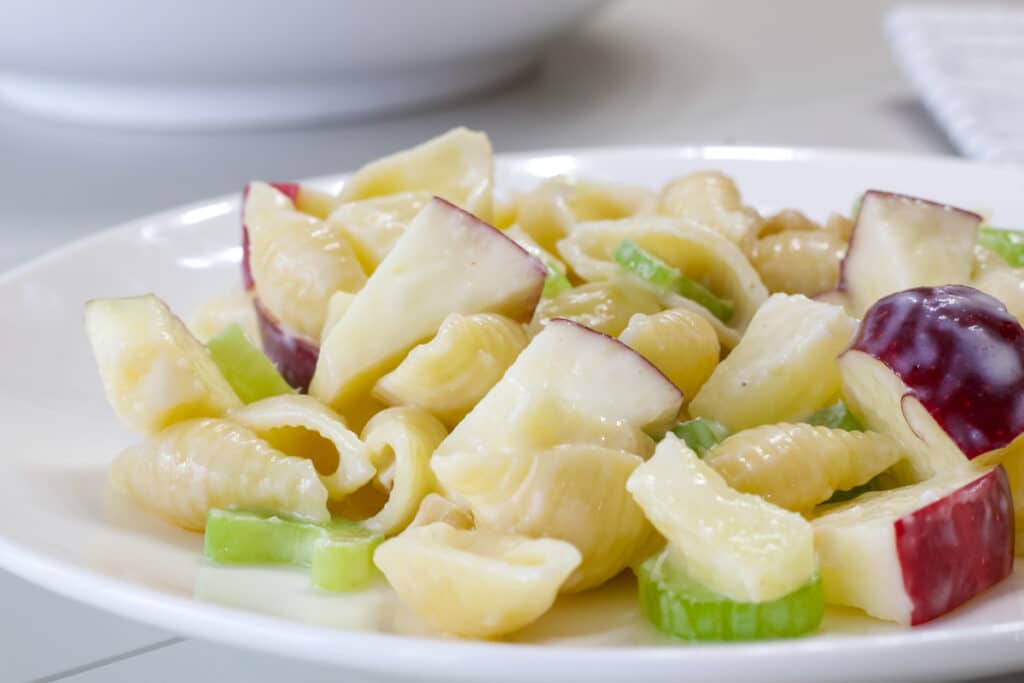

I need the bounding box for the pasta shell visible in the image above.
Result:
[374,522,581,638]
[705,424,904,512]
[657,171,762,250]
[973,264,1024,323]
[228,394,375,498]
[750,229,846,296]
[433,444,654,592]
[409,493,474,530]
[339,127,494,222]
[529,278,662,337]
[359,407,448,535]
[556,216,769,333]
[188,289,259,344]
[618,308,720,404]
[327,192,431,274]
[372,313,528,426]
[245,182,367,341]
[110,418,329,531]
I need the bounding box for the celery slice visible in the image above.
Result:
[804,401,863,431]
[206,324,294,402]
[670,418,728,457]
[612,240,734,322]
[978,227,1024,267]
[542,262,572,299]
[637,549,823,641]
[204,509,382,592]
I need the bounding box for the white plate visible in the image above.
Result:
[3,147,1024,683]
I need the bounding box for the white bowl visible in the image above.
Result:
[0,0,605,128]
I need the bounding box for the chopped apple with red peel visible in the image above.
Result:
[839,285,1024,482]
[838,191,981,316]
[254,300,319,392]
[310,197,546,413]
[813,465,1014,625]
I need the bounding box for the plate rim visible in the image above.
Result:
[4,144,1024,682]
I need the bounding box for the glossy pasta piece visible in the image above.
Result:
[704,424,904,512]
[228,394,375,499]
[972,262,1024,322]
[749,229,846,296]
[189,289,260,344]
[408,493,474,530]
[998,443,1024,555]
[245,182,367,341]
[433,443,655,592]
[85,295,242,434]
[339,127,494,221]
[513,176,656,253]
[557,217,769,333]
[374,522,581,638]
[618,308,720,403]
[358,407,448,535]
[110,418,329,531]
[657,172,762,250]
[756,209,820,238]
[503,225,567,273]
[372,313,528,426]
[327,192,431,274]
[528,278,663,337]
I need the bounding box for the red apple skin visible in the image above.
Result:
[851,285,1024,460]
[254,298,318,391]
[895,466,1014,625]
[241,181,301,291]
[838,191,984,293]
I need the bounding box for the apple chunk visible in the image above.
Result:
[813,465,1013,625]
[310,197,546,413]
[839,191,981,316]
[432,319,682,591]
[840,285,1024,482]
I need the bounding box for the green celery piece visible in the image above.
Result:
[612,239,734,323]
[670,418,728,457]
[542,261,571,299]
[204,509,383,592]
[978,227,1024,267]
[804,401,863,431]
[851,195,862,220]
[206,324,294,403]
[637,549,823,641]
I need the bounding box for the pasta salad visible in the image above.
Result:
[85,128,1024,641]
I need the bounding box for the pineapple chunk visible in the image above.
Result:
[627,434,816,603]
[85,295,241,434]
[690,293,857,431]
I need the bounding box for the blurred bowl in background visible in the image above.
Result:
[0,0,606,129]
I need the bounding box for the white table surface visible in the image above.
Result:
[0,1,1016,681]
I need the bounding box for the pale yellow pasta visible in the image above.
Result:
[657,171,762,250]
[705,424,904,512]
[433,443,655,592]
[320,290,356,340]
[228,394,375,499]
[618,308,720,404]
[972,260,1024,322]
[557,216,769,332]
[327,191,431,274]
[750,229,846,295]
[374,522,581,638]
[245,182,367,341]
[528,277,663,337]
[110,418,329,531]
[409,493,474,530]
[756,209,820,237]
[372,313,528,426]
[358,407,448,535]
[503,224,567,273]
[824,212,855,242]
[188,289,259,344]
[998,442,1024,555]
[339,127,494,221]
[511,176,655,253]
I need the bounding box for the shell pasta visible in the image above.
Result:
[83,127,1024,641]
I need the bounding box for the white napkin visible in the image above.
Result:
[886,4,1024,163]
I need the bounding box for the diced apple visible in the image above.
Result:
[241,181,299,291]
[838,191,981,316]
[690,293,857,432]
[840,285,1024,482]
[432,319,682,591]
[85,295,241,434]
[813,465,1014,625]
[255,299,320,392]
[310,197,546,414]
